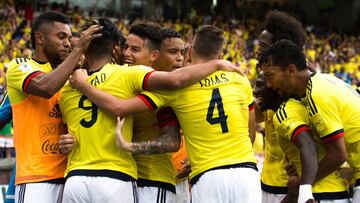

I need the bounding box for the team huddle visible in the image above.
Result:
[2,9,360,203]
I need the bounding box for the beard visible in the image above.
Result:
[43,43,68,68]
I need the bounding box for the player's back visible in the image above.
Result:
[144,71,256,180]
[59,63,153,179]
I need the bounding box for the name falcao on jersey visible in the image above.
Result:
[90,73,106,86]
[199,73,229,87]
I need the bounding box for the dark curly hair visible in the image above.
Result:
[258,39,307,71]
[264,10,306,48]
[82,18,123,57]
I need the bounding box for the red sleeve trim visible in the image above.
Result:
[22,71,44,92]
[248,101,255,111]
[142,71,155,90]
[156,107,179,127]
[159,120,178,128]
[322,129,345,143]
[291,124,311,143]
[137,94,157,110]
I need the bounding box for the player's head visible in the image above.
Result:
[82,18,123,59]
[31,11,71,65]
[70,32,80,50]
[254,73,283,111]
[124,22,162,66]
[258,39,307,97]
[192,25,224,61]
[182,43,192,67]
[154,28,184,72]
[258,10,306,56]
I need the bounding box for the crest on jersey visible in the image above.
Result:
[19,63,33,73]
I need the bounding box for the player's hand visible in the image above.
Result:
[176,157,191,179]
[215,60,245,76]
[59,133,76,154]
[115,117,133,152]
[285,162,299,176]
[111,45,122,65]
[76,25,103,52]
[69,69,89,90]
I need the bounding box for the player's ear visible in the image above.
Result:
[150,50,160,63]
[35,31,45,46]
[288,64,296,76]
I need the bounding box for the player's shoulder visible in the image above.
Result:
[275,98,304,123]
[8,58,32,71]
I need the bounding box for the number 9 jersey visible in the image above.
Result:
[139,71,256,181]
[59,63,153,179]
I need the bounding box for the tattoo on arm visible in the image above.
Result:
[131,125,181,154]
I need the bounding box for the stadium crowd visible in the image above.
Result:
[0,0,359,203]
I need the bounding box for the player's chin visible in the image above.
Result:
[124,58,134,65]
[171,66,181,71]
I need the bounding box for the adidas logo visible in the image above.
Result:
[49,104,62,118]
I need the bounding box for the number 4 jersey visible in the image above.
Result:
[139,70,256,180]
[59,63,153,180]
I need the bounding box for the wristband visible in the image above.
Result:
[298,184,314,203]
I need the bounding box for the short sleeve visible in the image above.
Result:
[6,59,44,93]
[307,91,344,143]
[138,90,178,110]
[273,101,311,143]
[242,76,255,111]
[121,65,155,92]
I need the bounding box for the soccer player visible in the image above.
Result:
[124,24,181,203]
[256,73,350,202]
[70,25,260,203]
[6,11,101,202]
[259,39,360,202]
[59,19,242,203]
[255,10,307,203]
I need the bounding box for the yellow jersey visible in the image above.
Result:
[133,107,177,191]
[59,63,153,180]
[7,58,67,184]
[261,110,288,194]
[303,73,360,182]
[140,71,256,182]
[274,98,348,199]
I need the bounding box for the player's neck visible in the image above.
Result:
[32,50,49,64]
[191,57,209,65]
[87,56,111,72]
[297,70,312,98]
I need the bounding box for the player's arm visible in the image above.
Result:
[115,116,181,154]
[308,91,347,182]
[315,137,347,181]
[0,94,13,130]
[248,108,256,144]
[292,128,318,185]
[146,59,244,90]
[25,25,102,98]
